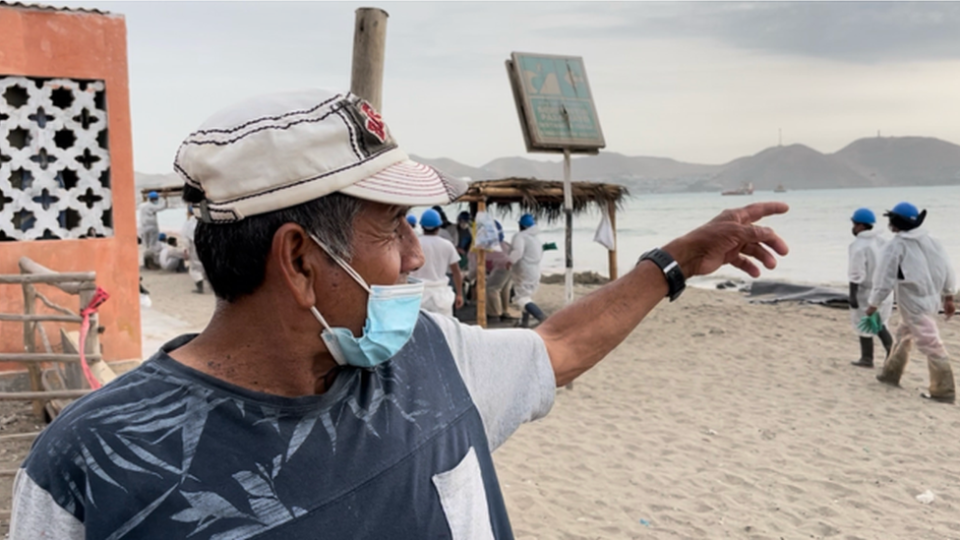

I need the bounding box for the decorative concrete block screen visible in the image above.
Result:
[0,76,112,241]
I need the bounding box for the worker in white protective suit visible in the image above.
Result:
[181,208,206,294]
[509,214,547,328]
[867,202,957,403]
[848,208,894,367]
[158,236,188,273]
[411,209,463,317]
[486,221,515,321]
[138,191,166,252]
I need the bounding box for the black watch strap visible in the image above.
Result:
[639,248,686,301]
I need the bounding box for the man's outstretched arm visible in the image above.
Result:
[536,203,790,386]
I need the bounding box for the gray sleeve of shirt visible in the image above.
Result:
[10,468,84,540]
[424,312,556,451]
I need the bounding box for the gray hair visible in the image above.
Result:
[194,193,363,302]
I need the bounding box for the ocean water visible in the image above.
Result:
[157,185,960,288]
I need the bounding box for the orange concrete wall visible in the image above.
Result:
[0,5,141,364]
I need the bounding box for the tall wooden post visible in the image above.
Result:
[607,199,618,280]
[476,199,487,328]
[562,149,574,305]
[350,8,389,110]
[21,283,43,417]
[77,284,100,370]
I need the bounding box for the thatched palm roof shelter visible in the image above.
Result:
[457,178,627,222]
[141,177,629,329]
[457,177,628,328]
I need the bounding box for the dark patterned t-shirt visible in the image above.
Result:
[11,313,555,539]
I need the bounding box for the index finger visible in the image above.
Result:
[733,202,790,224]
[747,225,790,256]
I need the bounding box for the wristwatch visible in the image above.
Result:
[639,248,686,302]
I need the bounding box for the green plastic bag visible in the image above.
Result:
[858,312,883,334]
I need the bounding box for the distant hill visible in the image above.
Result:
[834,137,960,187]
[135,136,960,194]
[408,154,489,181]
[481,156,560,180]
[712,144,874,191]
[135,172,180,190]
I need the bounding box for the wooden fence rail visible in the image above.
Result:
[0,353,101,364]
[0,273,96,286]
[0,313,84,323]
[0,257,101,418]
[0,390,92,400]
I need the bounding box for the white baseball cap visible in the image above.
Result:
[174,89,467,222]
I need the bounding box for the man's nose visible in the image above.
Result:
[400,221,424,275]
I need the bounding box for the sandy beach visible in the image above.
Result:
[2,273,959,538]
[138,272,960,539]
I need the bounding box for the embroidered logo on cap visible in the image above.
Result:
[360,102,386,142]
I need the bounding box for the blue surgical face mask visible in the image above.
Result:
[308,234,423,369]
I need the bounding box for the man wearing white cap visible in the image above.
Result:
[11,90,789,539]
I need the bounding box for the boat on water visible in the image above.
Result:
[721,182,754,196]
[774,184,787,193]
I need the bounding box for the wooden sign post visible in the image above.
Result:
[505,52,606,306]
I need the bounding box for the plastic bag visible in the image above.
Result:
[593,208,616,251]
[473,211,500,250]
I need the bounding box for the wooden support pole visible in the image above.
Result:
[476,199,487,328]
[562,149,574,305]
[607,199,619,281]
[21,284,44,417]
[34,290,79,317]
[0,353,102,364]
[77,284,101,368]
[350,7,389,111]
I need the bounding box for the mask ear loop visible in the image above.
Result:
[308,233,372,294]
[310,306,334,332]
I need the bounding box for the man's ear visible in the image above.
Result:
[271,223,322,309]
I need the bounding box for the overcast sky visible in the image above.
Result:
[49,1,960,173]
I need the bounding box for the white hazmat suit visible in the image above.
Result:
[181,215,206,287]
[508,225,543,308]
[138,199,166,249]
[869,227,957,400]
[848,230,893,337]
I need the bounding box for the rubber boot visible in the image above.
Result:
[519,311,531,328]
[922,355,956,403]
[193,280,204,294]
[877,338,912,386]
[878,327,893,359]
[524,302,547,323]
[851,337,874,368]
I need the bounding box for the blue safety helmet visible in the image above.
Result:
[850,208,875,225]
[495,220,504,243]
[519,213,536,228]
[420,209,442,229]
[406,214,417,227]
[148,191,159,200]
[158,233,167,241]
[888,202,919,220]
